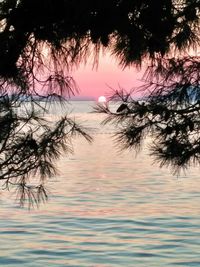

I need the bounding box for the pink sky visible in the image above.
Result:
[72,52,144,100]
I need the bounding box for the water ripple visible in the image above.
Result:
[1,104,200,266]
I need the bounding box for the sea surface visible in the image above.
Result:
[0,101,200,267]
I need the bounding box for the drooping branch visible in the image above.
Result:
[0,0,199,204]
[95,55,200,174]
[0,93,92,206]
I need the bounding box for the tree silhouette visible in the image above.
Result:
[94,54,200,174]
[0,93,92,207]
[0,0,199,78]
[0,0,199,204]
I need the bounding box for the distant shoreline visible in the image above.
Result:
[70,97,95,101]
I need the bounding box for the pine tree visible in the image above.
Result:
[0,0,199,204]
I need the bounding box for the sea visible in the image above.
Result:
[0,101,200,267]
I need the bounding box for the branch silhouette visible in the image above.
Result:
[0,0,199,204]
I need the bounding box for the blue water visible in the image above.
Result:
[0,101,200,266]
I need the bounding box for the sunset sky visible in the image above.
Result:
[72,52,144,100]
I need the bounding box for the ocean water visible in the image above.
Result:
[0,101,200,267]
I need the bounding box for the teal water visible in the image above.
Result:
[0,101,200,267]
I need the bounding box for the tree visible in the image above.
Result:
[94,54,200,174]
[0,0,199,204]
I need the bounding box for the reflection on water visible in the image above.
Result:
[0,101,200,266]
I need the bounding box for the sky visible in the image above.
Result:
[71,48,200,101]
[71,52,144,100]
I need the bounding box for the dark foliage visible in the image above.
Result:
[94,55,200,174]
[0,0,199,204]
[0,0,199,81]
[0,93,92,207]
